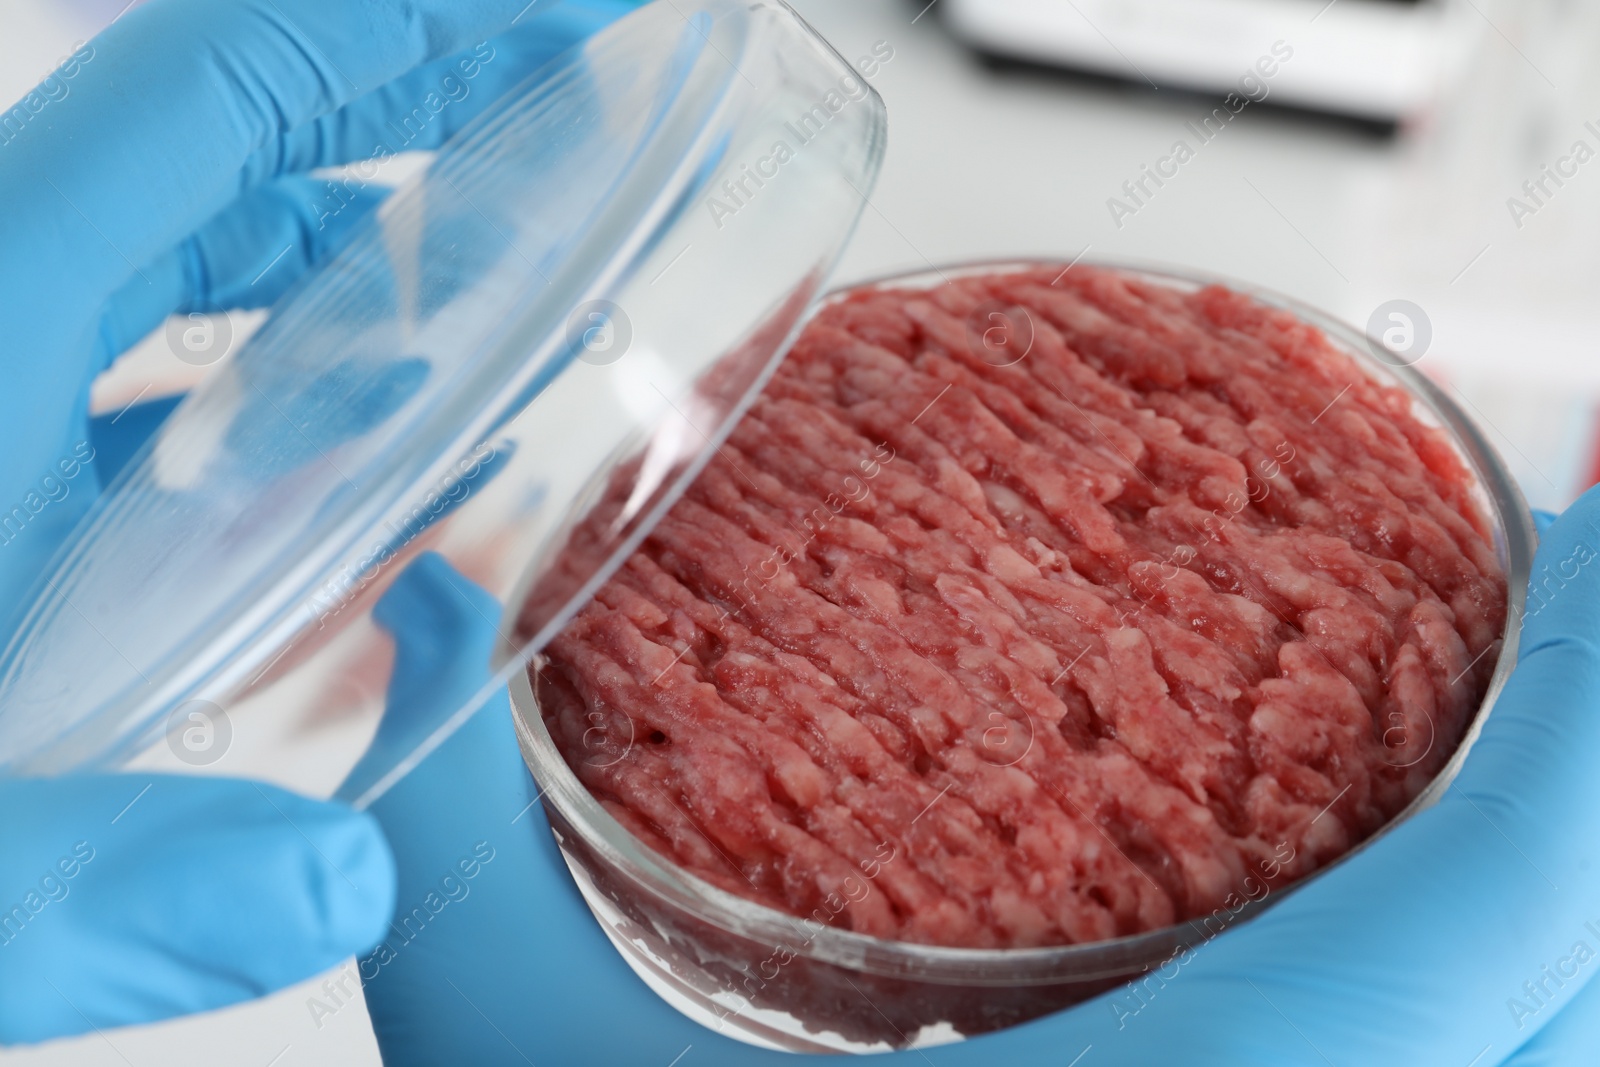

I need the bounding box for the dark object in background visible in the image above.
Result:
[937,0,1478,132]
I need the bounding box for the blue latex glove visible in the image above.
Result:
[0,0,636,1045]
[360,497,1600,1067]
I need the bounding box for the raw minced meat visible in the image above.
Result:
[529,266,1506,949]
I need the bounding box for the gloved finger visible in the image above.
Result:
[355,556,744,1065]
[0,773,394,1045]
[89,395,186,486]
[92,1,636,370]
[93,175,387,371]
[82,349,434,516]
[338,550,509,806]
[3,0,636,318]
[256,2,639,178]
[342,554,701,1061]
[221,355,432,484]
[86,175,387,496]
[365,690,766,1066]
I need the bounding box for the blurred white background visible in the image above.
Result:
[2,0,1598,1062]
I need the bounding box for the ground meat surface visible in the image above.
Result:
[532,266,1506,949]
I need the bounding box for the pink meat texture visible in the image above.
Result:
[533,266,1507,949]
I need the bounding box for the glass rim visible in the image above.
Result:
[509,255,1537,986]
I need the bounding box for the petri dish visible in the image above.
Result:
[507,259,1535,1052]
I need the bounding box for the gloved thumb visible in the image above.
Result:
[0,772,394,1044]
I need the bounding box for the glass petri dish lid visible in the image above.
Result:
[0,0,887,801]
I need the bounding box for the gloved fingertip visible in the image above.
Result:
[90,392,185,485]
[365,690,524,839]
[254,174,390,264]
[372,550,497,637]
[299,801,399,958]
[0,775,400,1042]
[236,783,400,962]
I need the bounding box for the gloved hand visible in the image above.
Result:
[360,496,1600,1067]
[0,0,636,1046]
